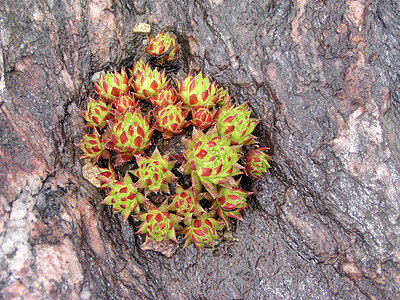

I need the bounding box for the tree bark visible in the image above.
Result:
[1,0,399,299]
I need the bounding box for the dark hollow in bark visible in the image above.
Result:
[1,0,400,299]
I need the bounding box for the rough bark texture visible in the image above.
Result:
[1,0,400,299]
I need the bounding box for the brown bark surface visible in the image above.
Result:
[1,0,399,299]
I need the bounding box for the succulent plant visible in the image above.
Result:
[210,186,251,228]
[96,162,117,189]
[130,59,147,80]
[76,128,109,163]
[100,173,146,222]
[81,97,110,129]
[215,102,260,145]
[243,147,272,179]
[134,201,183,244]
[131,64,169,100]
[152,102,190,139]
[130,148,176,195]
[190,106,216,131]
[180,212,225,250]
[78,30,272,254]
[145,32,179,64]
[177,72,219,109]
[179,127,243,197]
[148,86,178,108]
[112,93,139,114]
[215,86,231,106]
[94,67,130,102]
[167,183,205,223]
[104,108,153,165]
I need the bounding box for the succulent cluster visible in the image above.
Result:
[77,30,272,252]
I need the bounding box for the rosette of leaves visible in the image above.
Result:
[179,127,243,197]
[131,64,169,100]
[145,32,179,64]
[112,93,139,115]
[96,162,117,189]
[215,86,231,106]
[152,102,190,139]
[130,148,176,195]
[167,183,205,223]
[81,97,110,129]
[180,212,225,250]
[104,108,153,165]
[190,106,216,131]
[130,59,147,80]
[243,147,272,179]
[134,201,183,244]
[215,102,260,145]
[210,186,251,228]
[94,67,130,102]
[177,72,219,109]
[76,128,109,163]
[100,173,146,222]
[148,86,178,108]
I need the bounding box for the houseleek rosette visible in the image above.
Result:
[100,173,146,222]
[81,97,110,129]
[243,147,272,179]
[180,213,225,250]
[149,86,178,108]
[210,186,251,228]
[167,184,204,223]
[134,202,183,244]
[96,162,117,190]
[152,102,190,139]
[104,108,153,165]
[130,59,147,81]
[94,67,130,102]
[215,102,260,145]
[130,148,176,195]
[131,64,169,100]
[190,106,216,131]
[145,32,179,64]
[76,128,109,163]
[177,72,219,109]
[112,94,139,114]
[179,127,243,197]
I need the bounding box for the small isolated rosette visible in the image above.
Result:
[179,126,243,197]
[131,64,169,100]
[101,173,146,222]
[177,72,219,109]
[243,147,272,179]
[76,128,109,163]
[81,97,110,129]
[180,213,225,250]
[134,202,183,244]
[145,32,179,64]
[104,108,153,165]
[148,86,178,108]
[94,67,130,102]
[130,148,176,195]
[190,106,216,131]
[152,102,190,139]
[215,102,260,145]
[167,183,205,223]
[112,93,139,115]
[210,186,251,228]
